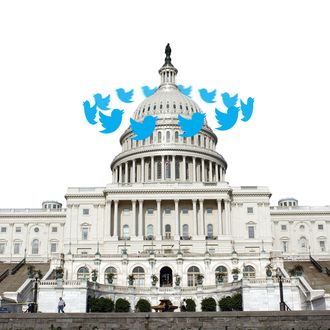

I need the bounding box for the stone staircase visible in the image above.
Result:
[284,261,330,293]
[0,263,50,294]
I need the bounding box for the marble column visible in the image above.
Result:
[202,159,205,182]
[141,158,145,183]
[199,199,205,236]
[175,199,179,236]
[193,157,196,182]
[192,199,197,236]
[210,161,213,182]
[151,156,155,181]
[132,200,136,237]
[157,199,162,237]
[125,162,128,184]
[138,200,144,237]
[183,156,186,180]
[217,199,222,236]
[132,160,136,183]
[113,200,119,238]
[161,156,165,180]
[172,155,176,180]
[119,165,122,184]
[215,164,219,182]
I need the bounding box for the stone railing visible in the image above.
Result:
[0,208,66,214]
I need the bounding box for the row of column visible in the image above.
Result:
[113,156,225,184]
[104,199,231,239]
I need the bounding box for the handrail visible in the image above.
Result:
[310,255,323,272]
[11,258,26,275]
[283,302,291,311]
[0,269,9,283]
[325,267,330,277]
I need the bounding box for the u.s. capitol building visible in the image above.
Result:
[1,47,330,312]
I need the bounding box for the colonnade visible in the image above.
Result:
[104,198,231,239]
[112,156,225,184]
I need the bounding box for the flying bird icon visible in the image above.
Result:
[240,97,254,122]
[130,115,158,140]
[116,88,134,103]
[83,100,97,125]
[99,109,124,134]
[199,88,216,103]
[93,93,110,110]
[215,107,240,131]
[178,112,206,137]
[178,85,192,97]
[221,92,238,108]
[142,86,157,98]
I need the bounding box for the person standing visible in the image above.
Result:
[58,297,66,313]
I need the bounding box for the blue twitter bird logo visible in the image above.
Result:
[94,93,110,110]
[83,100,97,125]
[215,107,240,131]
[240,97,254,122]
[116,88,134,103]
[142,86,157,98]
[130,115,158,140]
[178,113,205,137]
[99,109,124,134]
[199,88,216,103]
[178,85,192,97]
[221,92,238,108]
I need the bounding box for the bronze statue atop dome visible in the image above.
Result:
[165,43,172,65]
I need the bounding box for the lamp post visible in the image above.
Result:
[276,268,285,311]
[33,275,40,313]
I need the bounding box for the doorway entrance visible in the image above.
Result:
[160,266,173,287]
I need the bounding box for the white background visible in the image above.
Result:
[0,0,329,208]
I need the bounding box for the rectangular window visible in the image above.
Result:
[1,227,6,233]
[282,241,288,252]
[15,227,21,233]
[82,228,88,240]
[247,207,254,214]
[52,227,58,233]
[14,243,20,255]
[318,224,324,230]
[320,241,326,252]
[281,225,287,231]
[83,209,89,215]
[248,226,255,239]
[147,208,154,215]
[182,208,189,214]
[164,208,171,215]
[206,208,213,214]
[0,243,5,254]
[50,243,57,253]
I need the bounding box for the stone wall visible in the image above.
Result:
[1,311,330,330]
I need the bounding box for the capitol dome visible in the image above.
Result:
[110,44,227,185]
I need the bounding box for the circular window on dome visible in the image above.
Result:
[34,227,39,233]
[299,225,305,231]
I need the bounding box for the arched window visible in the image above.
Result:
[204,136,207,147]
[198,135,201,146]
[215,266,228,283]
[104,266,117,284]
[165,224,171,239]
[166,131,170,143]
[158,131,162,143]
[186,161,189,180]
[148,161,151,180]
[147,224,154,238]
[187,266,200,287]
[299,237,308,252]
[243,265,256,278]
[183,137,186,144]
[150,134,153,144]
[175,161,180,179]
[207,224,213,238]
[132,266,145,286]
[157,161,162,179]
[182,224,189,239]
[31,239,39,254]
[123,225,129,239]
[175,131,178,143]
[77,266,90,280]
[191,136,194,145]
[165,159,171,179]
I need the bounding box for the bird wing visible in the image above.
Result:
[240,99,247,113]
[126,89,134,99]
[231,93,238,106]
[102,94,110,105]
[215,108,227,124]
[130,118,144,133]
[208,89,216,99]
[99,111,112,128]
[178,114,191,132]
[84,102,97,125]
